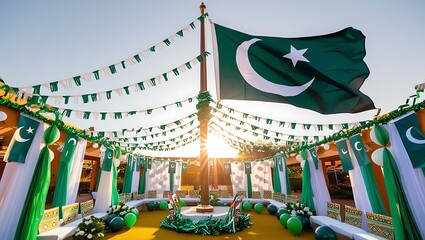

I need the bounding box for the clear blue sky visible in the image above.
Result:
[1,0,424,157]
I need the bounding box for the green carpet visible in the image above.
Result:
[105,209,350,240]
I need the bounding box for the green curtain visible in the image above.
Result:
[52,133,78,218]
[138,164,147,194]
[373,124,421,239]
[122,156,133,193]
[359,163,387,215]
[283,156,291,194]
[111,162,119,205]
[246,174,252,198]
[14,125,59,240]
[300,160,315,211]
[273,157,282,193]
[169,172,174,194]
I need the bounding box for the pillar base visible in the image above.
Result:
[196,204,214,213]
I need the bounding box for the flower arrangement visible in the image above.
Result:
[284,201,316,218]
[107,202,136,217]
[74,216,106,240]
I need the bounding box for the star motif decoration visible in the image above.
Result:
[26,126,34,134]
[283,45,310,67]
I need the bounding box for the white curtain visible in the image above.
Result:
[345,139,373,230]
[66,138,87,204]
[251,160,273,195]
[0,120,45,239]
[172,160,182,193]
[387,118,425,236]
[278,156,288,194]
[131,157,140,193]
[307,151,331,216]
[230,162,246,195]
[146,160,169,197]
[93,155,114,213]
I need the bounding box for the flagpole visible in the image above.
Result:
[197,2,213,213]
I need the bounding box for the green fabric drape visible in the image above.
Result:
[169,173,174,194]
[139,165,147,194]
[283,156,291,194]
[300,160,315,211]
[273,157,282,193]
[122,155,133,193]
[96,166,102,191]
[111,162,119,205]
[14,125,59,240]
[52,133,78,218]
[359,163,387,215]
[246,174,252,198]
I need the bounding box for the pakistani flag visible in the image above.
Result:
[393,112,425,169]
[308,147,319,169]
[336,140,354,171]
[181,162,188,173]
[212,23,375,114]
[349,134,370,166]
[224,162,231,174]
[6,115,40,163]
[102,148,114,172]
[168,161,176,174]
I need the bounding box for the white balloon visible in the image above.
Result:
[371,148,385,167]
[370,126,381,146]
[323,143,330,150]
[92,142,99,148]
[296,155,303,162]
[0,111,7,121]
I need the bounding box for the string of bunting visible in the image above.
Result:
[209,124,256,151]
[213,100,368,132]
[24,52,210,106]
[209,122,256,146]
[132,132,200,152]
[54,96,196,120]
[14,13,209,94]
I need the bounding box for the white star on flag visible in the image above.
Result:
[26,126,34,134]
[283,45,310,67]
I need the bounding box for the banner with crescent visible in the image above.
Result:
[348,134,370,166]
[212,23,375,114]
[168,161,176,174]
[244,161,252,175]
[335,139,354,171]
[181,162,188,173]
[308,147,319,169]
[60,133,78,163]
[223,162,231,175]
[6,114,41,163]
[101,148,114,172]
[393,111,425,169]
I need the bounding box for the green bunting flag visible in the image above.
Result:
[168,161,176,174]
[181,162,188,173]
[102,148,114,171]
[212,23,375,114]
[336,140,354,171]
[393,112,425,169]
[6,115,40,163]
[244,162,252,174]
[349,134,370,166]
[224,162,231,174]
[308,147,319,169]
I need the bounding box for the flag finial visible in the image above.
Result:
[200,2,206,14]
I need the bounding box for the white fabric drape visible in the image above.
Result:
[230,162,246,195]
[0,120,45,240]
[66,138,87,204]
[307,151,331,216]
[387,116,425,237]
[172,161,182,193]
[343,140,373,230]
[146,160,169,197]
[131,160,140,193]
[251,160,273,195]
[93,155,114,213]
[278,156,288,194]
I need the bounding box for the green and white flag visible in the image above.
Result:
[102,148,114,171]
[349,134,370,166]
[6,115,40,163]
[223,162,231,174]
[212,23,375,114]
[309,147,319,169]
[168,161,176,174]
[181,162,188,173]
[336,140,354,171]
[244,161,252,174]
[393,112,425,169]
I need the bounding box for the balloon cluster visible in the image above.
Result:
[106,203,139,231]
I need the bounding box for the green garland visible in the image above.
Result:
[160,212,252,236]
[196,91,212,122]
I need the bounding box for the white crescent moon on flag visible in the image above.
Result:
[107,153,113,159]
[68,138,77,145]
[236,38,314,97]
[355,141,363,151]
[341,148,348,154]
[406,127,425,144]
[15,127,30,143]
[312,151,317,158]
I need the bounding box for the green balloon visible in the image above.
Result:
[159,201,168,210]
[124,212,137,228]
[297,215,310,230]
[287,217,303,236]
[109,216,124,232]
[254,203,263,213]
[314,226,338,240]
[106,213,118,224]
[130,208,139,217]
[276,208,286,220]
[146,201,156,211]
[279,213,291,228]
[242,202,252,211]
[267,204,278,215]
